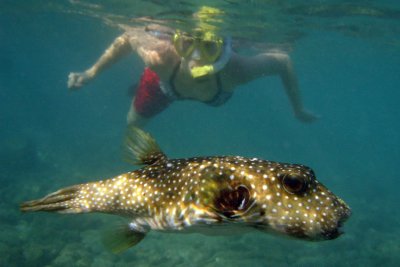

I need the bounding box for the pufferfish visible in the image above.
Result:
[20,127,351,253]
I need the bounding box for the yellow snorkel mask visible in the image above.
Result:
[172,6,232,78]
[173,30,223,64]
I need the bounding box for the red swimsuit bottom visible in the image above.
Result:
[133,67,172,118]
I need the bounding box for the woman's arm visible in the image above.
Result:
[229,52,318,123]
[68,33,132,90]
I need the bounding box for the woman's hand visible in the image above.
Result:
[295,109,320,123]
[67,71,92,90]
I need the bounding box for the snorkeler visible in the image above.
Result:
[68,7,317,127]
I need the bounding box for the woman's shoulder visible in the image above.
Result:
[145,24,175,37]
[122,24,174,41]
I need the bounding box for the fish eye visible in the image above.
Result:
[281,174,307,194]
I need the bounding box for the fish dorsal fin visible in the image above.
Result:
[123,126,167,165]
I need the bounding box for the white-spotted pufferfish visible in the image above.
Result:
[20,127,351,253]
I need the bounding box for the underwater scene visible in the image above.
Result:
[1,0,400,266]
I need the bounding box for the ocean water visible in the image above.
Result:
[1,1,400,266]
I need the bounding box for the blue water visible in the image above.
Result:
[1,1,400,266]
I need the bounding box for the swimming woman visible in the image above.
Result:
[68,8,317,127]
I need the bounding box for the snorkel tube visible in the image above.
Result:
[190,36,232,78]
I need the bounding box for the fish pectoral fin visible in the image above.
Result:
[123,126,167,165]
[102,222,147,254]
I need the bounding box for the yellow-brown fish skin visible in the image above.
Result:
[21,155,350,241]
[20,127,351,250]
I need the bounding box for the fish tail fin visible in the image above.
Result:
[21,175,134,215]
[102,222,146,253]
[123,126,167,165]
[20,185,84,213]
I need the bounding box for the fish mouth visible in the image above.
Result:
[322,202,352,240]
[322,227,343,240]
[321,215,349,240]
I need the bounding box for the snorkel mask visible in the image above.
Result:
[173,6,231,78]
[173,30,232,78]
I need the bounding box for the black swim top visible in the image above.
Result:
[169,61,233,107]
[145,28,233,106]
